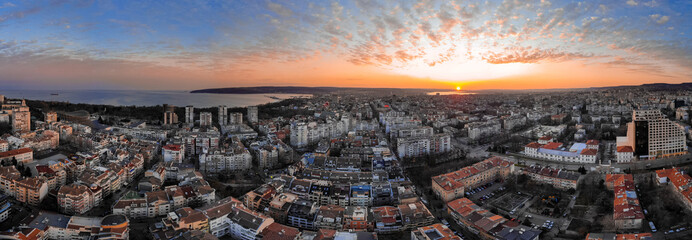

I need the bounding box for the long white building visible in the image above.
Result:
[524,141,598,164]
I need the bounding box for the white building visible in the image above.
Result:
[162,144,185,163]
[200,112,212,127]
[185,105,195,124]
[466,120,501,140]
[218,105,228,126]
[616,146,634,163]
[247,106,258,124]
[229,112,243,125]
[524,142,598,164]
[199,139,252,174]
[227,207,274,240]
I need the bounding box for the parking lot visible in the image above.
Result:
[465,181,504,204]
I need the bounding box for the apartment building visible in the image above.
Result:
[163,105,178,125]
[57,184,94,215]
[0,148,33,164]
[162,144,185,163]
[432,157,513,202]
[622,109,687,158]
[200,112,212,126]
[396,134,451,158]
[0,140,7,152]
[218,105,228,125]
[185,105,194,124]
[44,111,57,123]
[247,106,258,124]
[655,168,692,210]
[466,120,501,140]
[14,177,48,206]
[0,166,20,197]
[520,165,581,190]
[199,143,252,174]
[227,206,274,240]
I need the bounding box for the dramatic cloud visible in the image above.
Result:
[482,47,592,64]
[0,0,690,90]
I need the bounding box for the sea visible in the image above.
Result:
[427,91,476,95]
[0,90,312,108]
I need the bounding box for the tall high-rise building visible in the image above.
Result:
[200,112,212,126]
[218,105,228,125]
[290,122,308,147]
[185,105,195,124]
[247,106,258,124]
[163,111,178,125]
[229,112,243,125]
[163,104,178,125]
[625,109,686,158]
[45,111,57,124]
[1,99,30,132]
[11,109,30,133]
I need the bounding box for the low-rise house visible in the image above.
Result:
[372,206,402,234]
[398,201,435,230]
[313,205,344,230]
[411,223,461,240]
[343,206,372,231]
[606,174,644,230]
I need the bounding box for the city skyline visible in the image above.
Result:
[0,0,690,90]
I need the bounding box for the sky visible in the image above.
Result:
[0,0,691,90]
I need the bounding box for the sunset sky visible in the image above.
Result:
[0,0,690,90]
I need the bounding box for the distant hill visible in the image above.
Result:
[592,82,692,91]
[190,82,692,95]
[190,86,442,94]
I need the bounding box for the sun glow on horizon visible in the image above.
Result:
[390,58,534,84]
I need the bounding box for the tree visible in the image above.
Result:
[11,157,16,166]
[517,174,529,185]
[598,179,605,190]
[22,166,31,177]
[567,188,576,195]
[578,166,587,175]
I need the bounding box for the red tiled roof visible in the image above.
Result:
[538,136,553,141]
[616,146,634,153]
[35,165,54,174]
[0,148,32,158]
[163,144,182,151]
[525,142,542,149]
[581,149,598,155]
[542,142,563,150]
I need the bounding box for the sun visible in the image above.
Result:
[456,86,461,91]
